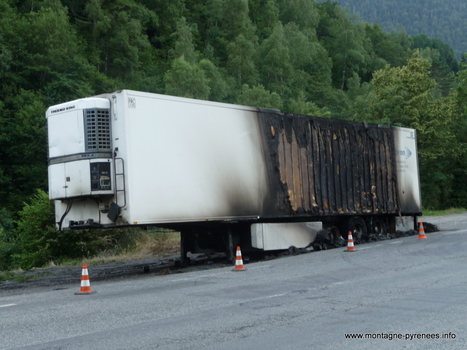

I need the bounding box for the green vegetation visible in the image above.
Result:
[423,208,467,217]
[1,0,467,270]
[90,229,180,263]
[327,0,467,60]
[0,271,49,284]
[0,188,177,272]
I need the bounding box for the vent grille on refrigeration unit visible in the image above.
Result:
[84,109,111,152]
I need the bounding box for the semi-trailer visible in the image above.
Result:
[46,90,421,262]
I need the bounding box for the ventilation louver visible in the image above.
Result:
[84,109,111,152]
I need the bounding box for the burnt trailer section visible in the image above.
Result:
[46,90,421,260]
[257,112,401,238]
[260,112,399,215]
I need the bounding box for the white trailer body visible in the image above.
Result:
[48,91,269,226]
[46,90,422,254]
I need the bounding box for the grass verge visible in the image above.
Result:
[0,228,181,281]
[0,271,51,283]
[83,228,180,265]
[423,208,467,216]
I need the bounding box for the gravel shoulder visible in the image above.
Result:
[421,212,467,231]
[0,256,179,293]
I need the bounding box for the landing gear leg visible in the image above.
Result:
[179,231,190,267]
[226,228,234,264]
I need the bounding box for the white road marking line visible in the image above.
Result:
[355,240,403,250]
[331,281,347,285]
[441,230,467,235]
[169,265,271,282]
[244,282,347,304]
[389,240,403,244]
[357,245,380,250]
[241,292,289,304]
[0,304,17,308]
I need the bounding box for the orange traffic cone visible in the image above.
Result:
[345,231,356,252]
[75,264,96,295]
[232,246,247,271]
[417,221,427,239]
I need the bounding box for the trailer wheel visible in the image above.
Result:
[327,226,342,247]
[373,220,388,236]
[314,226,343,250]
[345,216,367,244]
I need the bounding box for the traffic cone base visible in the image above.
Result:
[233,246,247,271]
[345,231,356,252]
[75,264,96,295]
[417,221,428,239]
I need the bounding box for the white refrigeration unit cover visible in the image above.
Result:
[46,98,110,158]
[46,98,112,200]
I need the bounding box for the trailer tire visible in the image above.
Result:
[373,219,388,236]
[327,226,342,247]
[314,226,344,250]
[344,216,367,244]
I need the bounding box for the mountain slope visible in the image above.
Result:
[322,0,466,58]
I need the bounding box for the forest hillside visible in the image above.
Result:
[325,0,467,59]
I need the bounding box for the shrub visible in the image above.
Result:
[14,189,146,269]
[14,189,56,269]
[0,208,19,270]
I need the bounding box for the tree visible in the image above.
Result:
[283,22,333,104]
[168,17,199,64]
[4,1,96,102]
[195,0,224,58]
[219,0,256,42]
[257,22,293,97]
[164,56,210,100]
[363,23,413,76]
[412,34,458,72]
[450,58,467,207]
[226,34,258,92]
[370,52,459,208]
[330,0,467,59]
[250,0,280,40]
[140,0,184,50]
[0,34,12,82]
[237,84,281,110]
[199,58,232,102]
[344,72,373,122]
[0,90,48,214]
[316,1,371,90]
[277,0,320,31]
[206,0,257,67]
[0,206,17,271]
[418,48,456,98]
[82,0,157,83]
[287,91,331,118]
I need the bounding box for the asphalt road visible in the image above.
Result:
[1,214,466,350]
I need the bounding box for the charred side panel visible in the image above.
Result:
[259,112,399,218]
